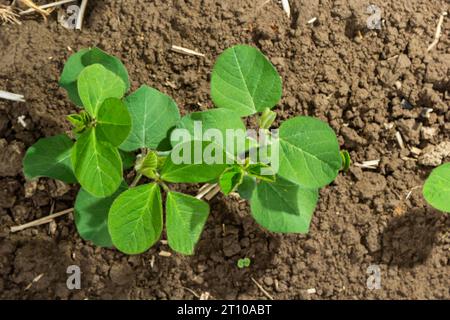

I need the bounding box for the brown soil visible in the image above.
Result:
[0,0,449,300]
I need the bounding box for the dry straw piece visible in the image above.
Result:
[0,5,21,25]
[19,0,51,21]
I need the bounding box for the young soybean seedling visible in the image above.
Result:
[423,162,450,213]
[237,258,251,269]
[22,45,344,257]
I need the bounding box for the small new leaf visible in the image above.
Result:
[219,166,244,195]
[136,151,158,179]
[340,150,351,172]
[258,108,277,129]
[237,257,251,268]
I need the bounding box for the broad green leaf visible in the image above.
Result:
[59,48,129,106]
[59,49,90,106]
[219,166,244,195]
[246,163,276,182]
[250,176,319,233]
[81,47,130,90]
[423,163,450,213]
[278,116,341,188]
[77,64,126,116]
[95,98,131,146]
[210,45,282,117]
[237,175,256,200]
[74,182,128,247]
[71,128,122,197]
[23,134,77,183]
[173,108,247,155]
[160,140,229,183]
[120,85,180,152]
[166,191,209,255]
[108,183,163,254]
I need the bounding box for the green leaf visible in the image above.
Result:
[71,128,123,197]
[166,191,210,255]
[250,176,319,233]
[59,48,129,106]
[210,44,282,117]
[173,108,247,155]
[340,150,351,172]
[108,183,163,254]
[278,116,341,188]
[237,258,251,268]
[120,85,180,152]
[423,163,450,213]
[23,134,77,183]
[59,49,90,106]
[246,163,276,182]
[77,64,126,116]
[81,47,130,90]
[136,151,158,179]
[160,140,229,183]
[74,181,128,247]
[237,175,256,200]
[95,98,131,146]
[219,166,244,195]
[258,108,277,129]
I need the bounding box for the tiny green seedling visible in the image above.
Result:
[237,258,251,269]
[423,162,450,213]
[23,45,344,256]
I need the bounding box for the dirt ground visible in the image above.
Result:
[0,0,449,299]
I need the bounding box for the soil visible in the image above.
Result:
[0,0,449,300]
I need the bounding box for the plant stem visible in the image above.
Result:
[158,180,170,193]
[130,173,142,188]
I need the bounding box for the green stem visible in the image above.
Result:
[158,180,170,193]
[130,173,142,188]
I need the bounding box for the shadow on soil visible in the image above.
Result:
[190,195,280,299]
[380,208,445,268]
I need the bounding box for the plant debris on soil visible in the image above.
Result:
[0,0,449,299]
